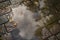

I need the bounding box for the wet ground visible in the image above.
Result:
[4,0,60,40]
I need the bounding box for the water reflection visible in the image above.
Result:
[12,4,39,40]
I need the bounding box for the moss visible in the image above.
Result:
[45,18,59,30]
[35,27,43,37]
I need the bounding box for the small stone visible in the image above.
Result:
[50,24,60,34]
[41,27,51,39]
[58,20,60,23]
[57,33,60,40]
[48,36,58,40]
